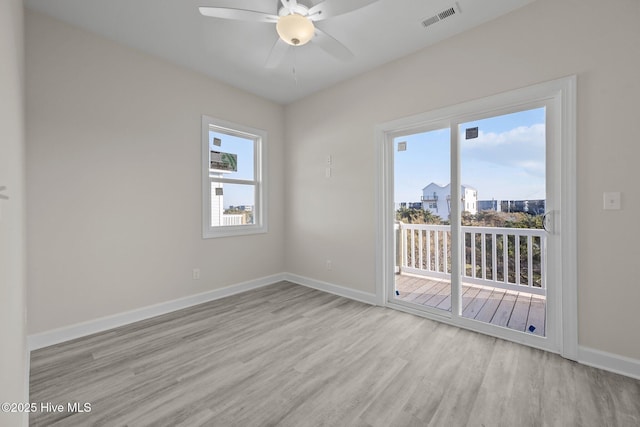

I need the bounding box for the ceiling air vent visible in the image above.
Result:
[421,2,461,29]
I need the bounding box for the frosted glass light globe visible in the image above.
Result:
[276,14,315,46]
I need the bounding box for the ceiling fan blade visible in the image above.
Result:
[312,27,354,61]
[265,38,289,69]
[308,0,379,21]
[199,7,278,23]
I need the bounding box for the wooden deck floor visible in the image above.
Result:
[394,274,546,337]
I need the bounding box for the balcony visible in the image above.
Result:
[395,222,546,336]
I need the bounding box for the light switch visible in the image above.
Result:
[325,167,332,178]
[0,186,7,221]
[603,192,621,210]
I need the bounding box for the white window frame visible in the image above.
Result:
[201,115,267,238]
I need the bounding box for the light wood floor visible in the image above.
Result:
[395,274,546,336]
[30,281,640,426]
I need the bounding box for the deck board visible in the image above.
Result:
[507,292,532,332]
[526,296,546,336]
[421,280,451,308]
[474,289,505,324]
[462,287,493,319]
[491,290,518,327]
[394,274,546,337]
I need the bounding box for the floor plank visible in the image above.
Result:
[30,281,640,427]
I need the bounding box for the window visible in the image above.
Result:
[202,116,267,238]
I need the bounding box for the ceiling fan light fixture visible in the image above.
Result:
[276,13,315,46]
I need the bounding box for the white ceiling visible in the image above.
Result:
[25,0,534,104]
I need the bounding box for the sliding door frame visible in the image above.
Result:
[374,76,577,359]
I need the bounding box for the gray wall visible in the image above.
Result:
[26,11,285,334]
[0,0,28,425]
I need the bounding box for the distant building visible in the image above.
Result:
[500,199,545,215]
[421,183,477,220]
[229,205,253,212]
[477,199,546,215]
[478,200,500,212]
[397,202,423,210]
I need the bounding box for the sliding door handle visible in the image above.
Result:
[543,211,555,234]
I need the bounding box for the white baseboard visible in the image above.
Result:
[28,273,287,351]
[578,346,640,381]
[283,272,378,306]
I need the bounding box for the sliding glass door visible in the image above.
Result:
[381,77,576,354]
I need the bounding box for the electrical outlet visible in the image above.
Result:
[326,154,332,165]
[192,268,200,280]
[326,260,332,271]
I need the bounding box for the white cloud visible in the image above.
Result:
[462,124,545,178]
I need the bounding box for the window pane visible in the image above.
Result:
[210,182,255,227]
[209,130,254,181]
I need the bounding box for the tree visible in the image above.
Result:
[396,207,442,224]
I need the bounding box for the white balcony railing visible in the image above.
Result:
[222,214,245,226]
[396,223,546,296]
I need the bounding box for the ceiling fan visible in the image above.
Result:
[199,0,380,68]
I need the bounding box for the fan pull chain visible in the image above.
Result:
[292,48,298,86]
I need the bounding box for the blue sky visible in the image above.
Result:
[394,107,546,203]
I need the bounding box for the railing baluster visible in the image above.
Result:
[515,233,521,286]
[462,232,467,278]
[480,232,487,280]
[503,233,508,284]
[471,232,476,279]
[528,235,533,288]
[426,230,431,272]
[443,230,448,274]
[435,231,440,274]
[402,225,407,269]
[418,229,423,271]
[410,229,415,268]
[492,232,497,281]
[540,235,546,290]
